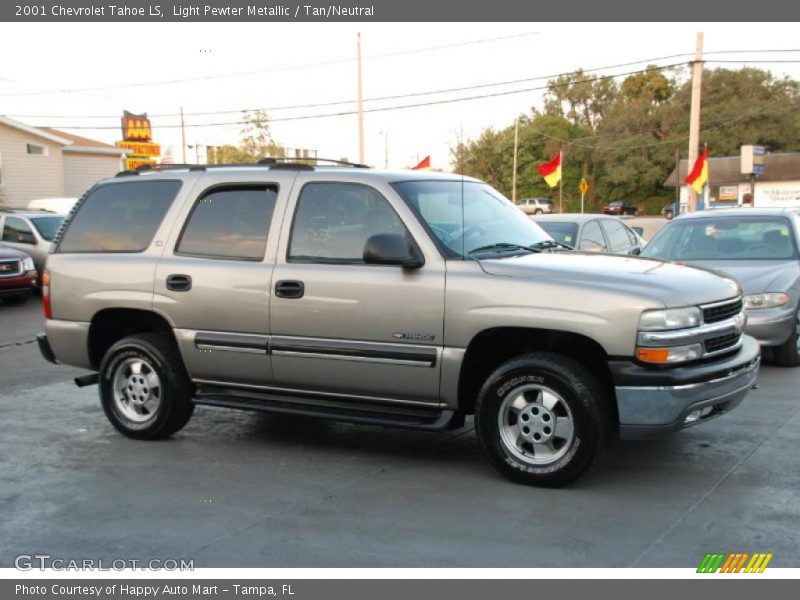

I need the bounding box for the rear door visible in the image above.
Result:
[153,170,295,385]
[600,218,636,254]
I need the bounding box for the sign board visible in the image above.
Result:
[121,111,153,142]
[579,178,589,195]
[754,181,800,208]
[124,157,158,171]
[116,141,161,157]
[741,144,765,175]
[718,185,738,201]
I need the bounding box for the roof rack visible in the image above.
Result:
[115,157,371,177]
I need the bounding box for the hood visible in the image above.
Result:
[0,246,31,260]
[679,259,800,294]
[479,252,740,307]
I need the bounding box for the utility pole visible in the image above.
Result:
[687,32,704,212]
[511,118,519,203]
[558,150,563,213]
[356,33,365,164]
[180,107,187,164]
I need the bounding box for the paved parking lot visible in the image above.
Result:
[1,298,799,568]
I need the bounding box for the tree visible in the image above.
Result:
[213,110,285,164]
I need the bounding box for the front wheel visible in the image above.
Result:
[99,333,195,439]
[773,308,800,367]
[475,352,611,487]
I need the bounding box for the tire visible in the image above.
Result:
[2,292,31,306]
[475,352,611,487]
[99,333,195,439]
[632,209,639,216]
[773,308,800,367]
[665,209,674,220]
[534,209,543,215]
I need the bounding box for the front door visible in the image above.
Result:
[269,179,445,404]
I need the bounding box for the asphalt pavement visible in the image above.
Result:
[1,297,798,568]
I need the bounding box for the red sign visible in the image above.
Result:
[121,111,152,142]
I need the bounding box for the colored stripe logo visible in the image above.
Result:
[697,552,773,573]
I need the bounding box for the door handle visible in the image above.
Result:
[275,280,304,299]
[166,274,192,292]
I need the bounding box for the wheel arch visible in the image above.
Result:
[88,308,177,370]
[457,326,616,421]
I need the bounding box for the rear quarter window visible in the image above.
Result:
[57,180,181,253]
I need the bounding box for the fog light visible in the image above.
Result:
[684,409,703,424]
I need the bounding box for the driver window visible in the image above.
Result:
[288,182,408,263]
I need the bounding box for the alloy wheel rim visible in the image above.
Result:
[111,357,162,423]
[497,383,575,466]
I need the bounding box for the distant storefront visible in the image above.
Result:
[665,152,800,208]
[0,116,129,208]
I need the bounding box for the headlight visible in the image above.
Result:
[744,293,790,310]
[636,343,704,365]
[22,257,35,272]
[639,307,702,331]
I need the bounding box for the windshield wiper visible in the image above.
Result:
[529,240,573,251]
[468,240,572,256]
[467,243,539,255]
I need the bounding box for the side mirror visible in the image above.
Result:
[629,246,642,256]
[363,233,424,269]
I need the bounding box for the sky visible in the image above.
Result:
[1,22,799,170]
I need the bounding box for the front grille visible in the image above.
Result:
[703,298,743,324]
[0,260,21,277]
[704,332,741,354]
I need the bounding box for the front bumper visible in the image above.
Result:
[612,335,761,439]
[745,306,796,346]
[0,270,37,295]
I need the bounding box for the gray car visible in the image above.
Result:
[36,162,759,487]
[0,209,66,276]
[642,208,800,366]
[532,213,644,255]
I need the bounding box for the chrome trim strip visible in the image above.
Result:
[637,312,745,346]
[700,296,743,311]
[191,378,437,408]
[271,349,433,367]
[616,354,760,392]
[196,344,266,355]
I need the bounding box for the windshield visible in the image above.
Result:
[29,216,65,241]
[536,221,579,248]
[392,180,552,257]
[641,216,797,261]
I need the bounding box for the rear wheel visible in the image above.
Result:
[475,352,611,487]
[99,333,195,439]
[2,292,31,306]
[534,209,543,215]
[773,308,800,367]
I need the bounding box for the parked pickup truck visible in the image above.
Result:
[37,162,761,486]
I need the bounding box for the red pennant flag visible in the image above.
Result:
[412,155,431,170]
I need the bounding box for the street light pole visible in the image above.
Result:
[356,32,365,164]
[687,32,704,212]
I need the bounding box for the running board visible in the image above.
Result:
[193,389,463,431]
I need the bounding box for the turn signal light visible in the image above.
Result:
[42,270,52,319]
[636,347,670,363]
[636,343,704,364]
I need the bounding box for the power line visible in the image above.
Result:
[6,47,800,113]
[0,31,542,99]
[37,63,688,130]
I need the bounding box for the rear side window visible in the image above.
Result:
[176,186,277,260]
[579,220,607,251]
[58,180,181,253]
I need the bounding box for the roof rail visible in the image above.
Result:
[115,157,371,177]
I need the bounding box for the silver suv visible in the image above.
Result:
[37,162,760,487]
[518,197,555,215]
